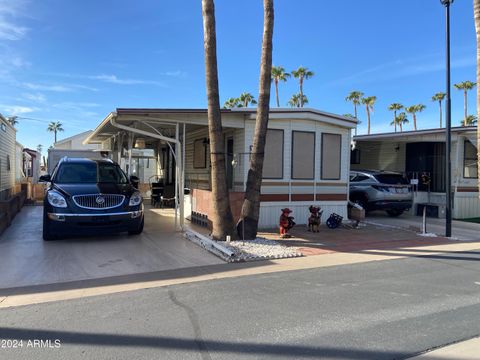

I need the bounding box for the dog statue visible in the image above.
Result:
[279,208,295,238]
[308,205,323,232]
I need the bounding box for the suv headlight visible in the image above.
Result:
[47,191,67,208]
[129,191,142,206]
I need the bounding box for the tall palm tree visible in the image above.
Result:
[291,66,314,107]
[395,112,409,132]
[238,0,274,240]
[465,114,478,126]
[7,116,18,127]
[237,92,257,107]
[454,80,477,126]
[223,97,240,109]
[388,103,403,133]
[345,91,364,135]
[47,121,64,143]
[36,144,43,154]
[201,0,235,240]
[431,92,446,127]
[271,65,290,107]
[405,104,425,131]
[361,96,376,135]
[287,93,308,108]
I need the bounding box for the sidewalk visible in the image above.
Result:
[408,336,480,359]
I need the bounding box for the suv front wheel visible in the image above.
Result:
[128,217,144,235]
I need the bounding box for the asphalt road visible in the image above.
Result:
[2,250,480,360]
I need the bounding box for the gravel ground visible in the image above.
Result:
[222,237,303,262]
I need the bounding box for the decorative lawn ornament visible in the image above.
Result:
[326,213,343,229]
[307,205,323,232]
[279,208,295,238]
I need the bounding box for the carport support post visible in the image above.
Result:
[180,123,185,230]
[175,124,179,231]
[127,133,133,176]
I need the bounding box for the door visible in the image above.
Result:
[226,137,234,189]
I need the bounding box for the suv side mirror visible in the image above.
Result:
[130,175,140,188]
[39,174,51,182]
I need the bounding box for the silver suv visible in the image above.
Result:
[349,170,413,217]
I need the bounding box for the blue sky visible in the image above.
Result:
[0,0,476,153]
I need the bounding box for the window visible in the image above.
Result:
[263,129,284,179]
[291,131,315,180]
[321,133,342,180]
[464,140,478,178]
[350,174,369,182]
[193,139,207,168]
[6,155,10,171]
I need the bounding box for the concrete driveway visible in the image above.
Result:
[0,206,222,289]
[365,211,480,241]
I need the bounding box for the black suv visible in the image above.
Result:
[40,158,144,240]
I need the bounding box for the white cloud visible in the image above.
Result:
[162,70,187,78]
[22,93,46,103]
[0,0,29,41]
[89,74,166,86]
[23,82,72,92]
[0,104,38,115]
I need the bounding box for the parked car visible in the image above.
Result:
[349,170,412,217]
[40,157,144,240]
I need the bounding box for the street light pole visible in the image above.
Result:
[441,0,453,237]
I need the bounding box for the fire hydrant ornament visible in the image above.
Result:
[279,208,295,238]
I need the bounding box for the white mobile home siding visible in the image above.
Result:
[0,117,16,199]
[244,118,351,229]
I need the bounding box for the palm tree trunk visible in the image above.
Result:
[400,122,403,132]
[439,100,443,128]
[275,79,280,107]
[475,0,480,192]
[201,0,235,240]
[394,111,397,133]
[413,114,417,131]
[366,106,371,135]
[238,0,274,240]
[54,130,57,143]
[354,104,358,136]
[299,78,304,107]
[464,89,468,126]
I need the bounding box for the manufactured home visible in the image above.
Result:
[0,114,16,200]
[84,108,356,229]
[352,126,479,219]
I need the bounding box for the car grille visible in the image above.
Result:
[72,194,125,210]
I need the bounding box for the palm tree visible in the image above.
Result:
[223,97,240,109]
[238,92,257,107]
[345,91,364,135]
[271,65,290,107]
[361,96,376,135]
[36,144,43,154]
[47,121,64,143]
[291,66,314,107]
[287,93,308,108]
[405,104,425,131]
[431,92,446,127]
[395,112,409,132]
[238,0,274,240]
[6,116,18,127]
[464,114,478,126]
[454,81,477,126]
[201,0,235,240]
[388,103,403,133]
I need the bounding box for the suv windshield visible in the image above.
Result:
[55,162,129,184]
[373,173,409,185]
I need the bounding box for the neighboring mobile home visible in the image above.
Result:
[352,126,478,219]
[84,108,356,229]
[0,114,16,200]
